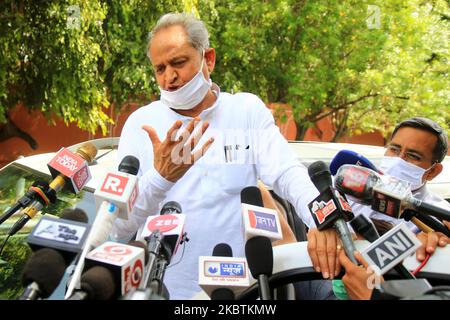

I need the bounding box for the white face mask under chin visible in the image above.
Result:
[159,53,212,111]
[379,156,433,191]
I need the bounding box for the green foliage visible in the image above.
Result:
[0,0,448,139]
[197,0,449,140]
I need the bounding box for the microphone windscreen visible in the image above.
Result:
[60,208,89,223]
[245,236,273,278]
[119,155,140,175]
[212,243,233,257]
[80,266,116,300]
[350,215,380,242]
[211,288,235,300]
[240,186,263,207]
[128,240,149,264]
[21,248,66,298]
[160,201,182,215]
[307,161,332,193]
[330,150,378,175]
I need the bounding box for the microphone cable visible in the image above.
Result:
[412,253,431,276]
[0,234,11,258]
[166,234,188,269]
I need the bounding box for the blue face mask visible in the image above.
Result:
[379,156,434,191]
[159,51,212,110]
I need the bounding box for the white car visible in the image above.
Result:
[0,138,449,299]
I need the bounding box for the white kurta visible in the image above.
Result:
[111,89,319,299]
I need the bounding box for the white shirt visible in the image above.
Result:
[110,89,319,299]
[350,184,450,233]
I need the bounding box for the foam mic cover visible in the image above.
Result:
[212,243,233,257]
[211,288,235,300]
[21,248,66,298]
[245,236,273,278]
[118,155,140,176]
[60,208,89,223]
[330,150,379,175]
[350,215,380,242]
[79,266,116,300]
[160,201,182,215]
[308,161,332,193]
[240,186,264,206]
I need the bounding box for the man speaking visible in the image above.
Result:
[111,12,321,300]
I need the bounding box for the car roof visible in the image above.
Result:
[6,139,450,200]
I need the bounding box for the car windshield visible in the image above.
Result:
[0,163,94,299]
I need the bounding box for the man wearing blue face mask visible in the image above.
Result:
[111,13,322,300]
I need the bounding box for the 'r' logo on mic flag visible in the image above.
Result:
[100,173,129,196]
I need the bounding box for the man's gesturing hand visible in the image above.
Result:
[142,117,214,182]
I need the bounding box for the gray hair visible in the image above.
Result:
[147,13,210,59]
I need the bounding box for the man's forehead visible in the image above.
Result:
[149,25,194,61]
[390,127,437,153]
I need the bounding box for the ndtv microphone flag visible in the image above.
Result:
[361,223,422,275]
[242,204,282,241]
[94,171,139,219]
[85,242,145,296]
[47,148,91,193]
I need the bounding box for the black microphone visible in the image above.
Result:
[0,180,53,226]
[245,236,273,300]
[402,209,450,238]
[350,215,415,279]
[27,208,90,266]
[160,201,182,215]
[67,266,116,300]
[210,243,235,300]
[308,161,358,264]
[212,243,233,257]
[19,248,67,300]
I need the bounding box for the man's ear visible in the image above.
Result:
[204,48,216,73]
[424,162,443,182]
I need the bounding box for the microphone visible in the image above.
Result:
[66,266,116,300]
[210,243,235,300]
[360,222,422,276]
[245,236,273,300]
[0,180,51,226]
[9,143,97,236]
[307,161,358,264]
[335,165,450,236]
[26,208,90,266]
[140,202,186,263]
[199,243,250,299]
[160,201,182,215]
[330,149,380,176]
[19,248,67,300]
[65,155,140,299]
[18,208,90,300]
[350,215,415,279]
[240,186,283,242]
[240,186,277,300]
[75,241,146,298]
[94,155,140,220]
[137,201,186,297]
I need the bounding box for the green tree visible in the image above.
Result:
[198,0,449,140]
